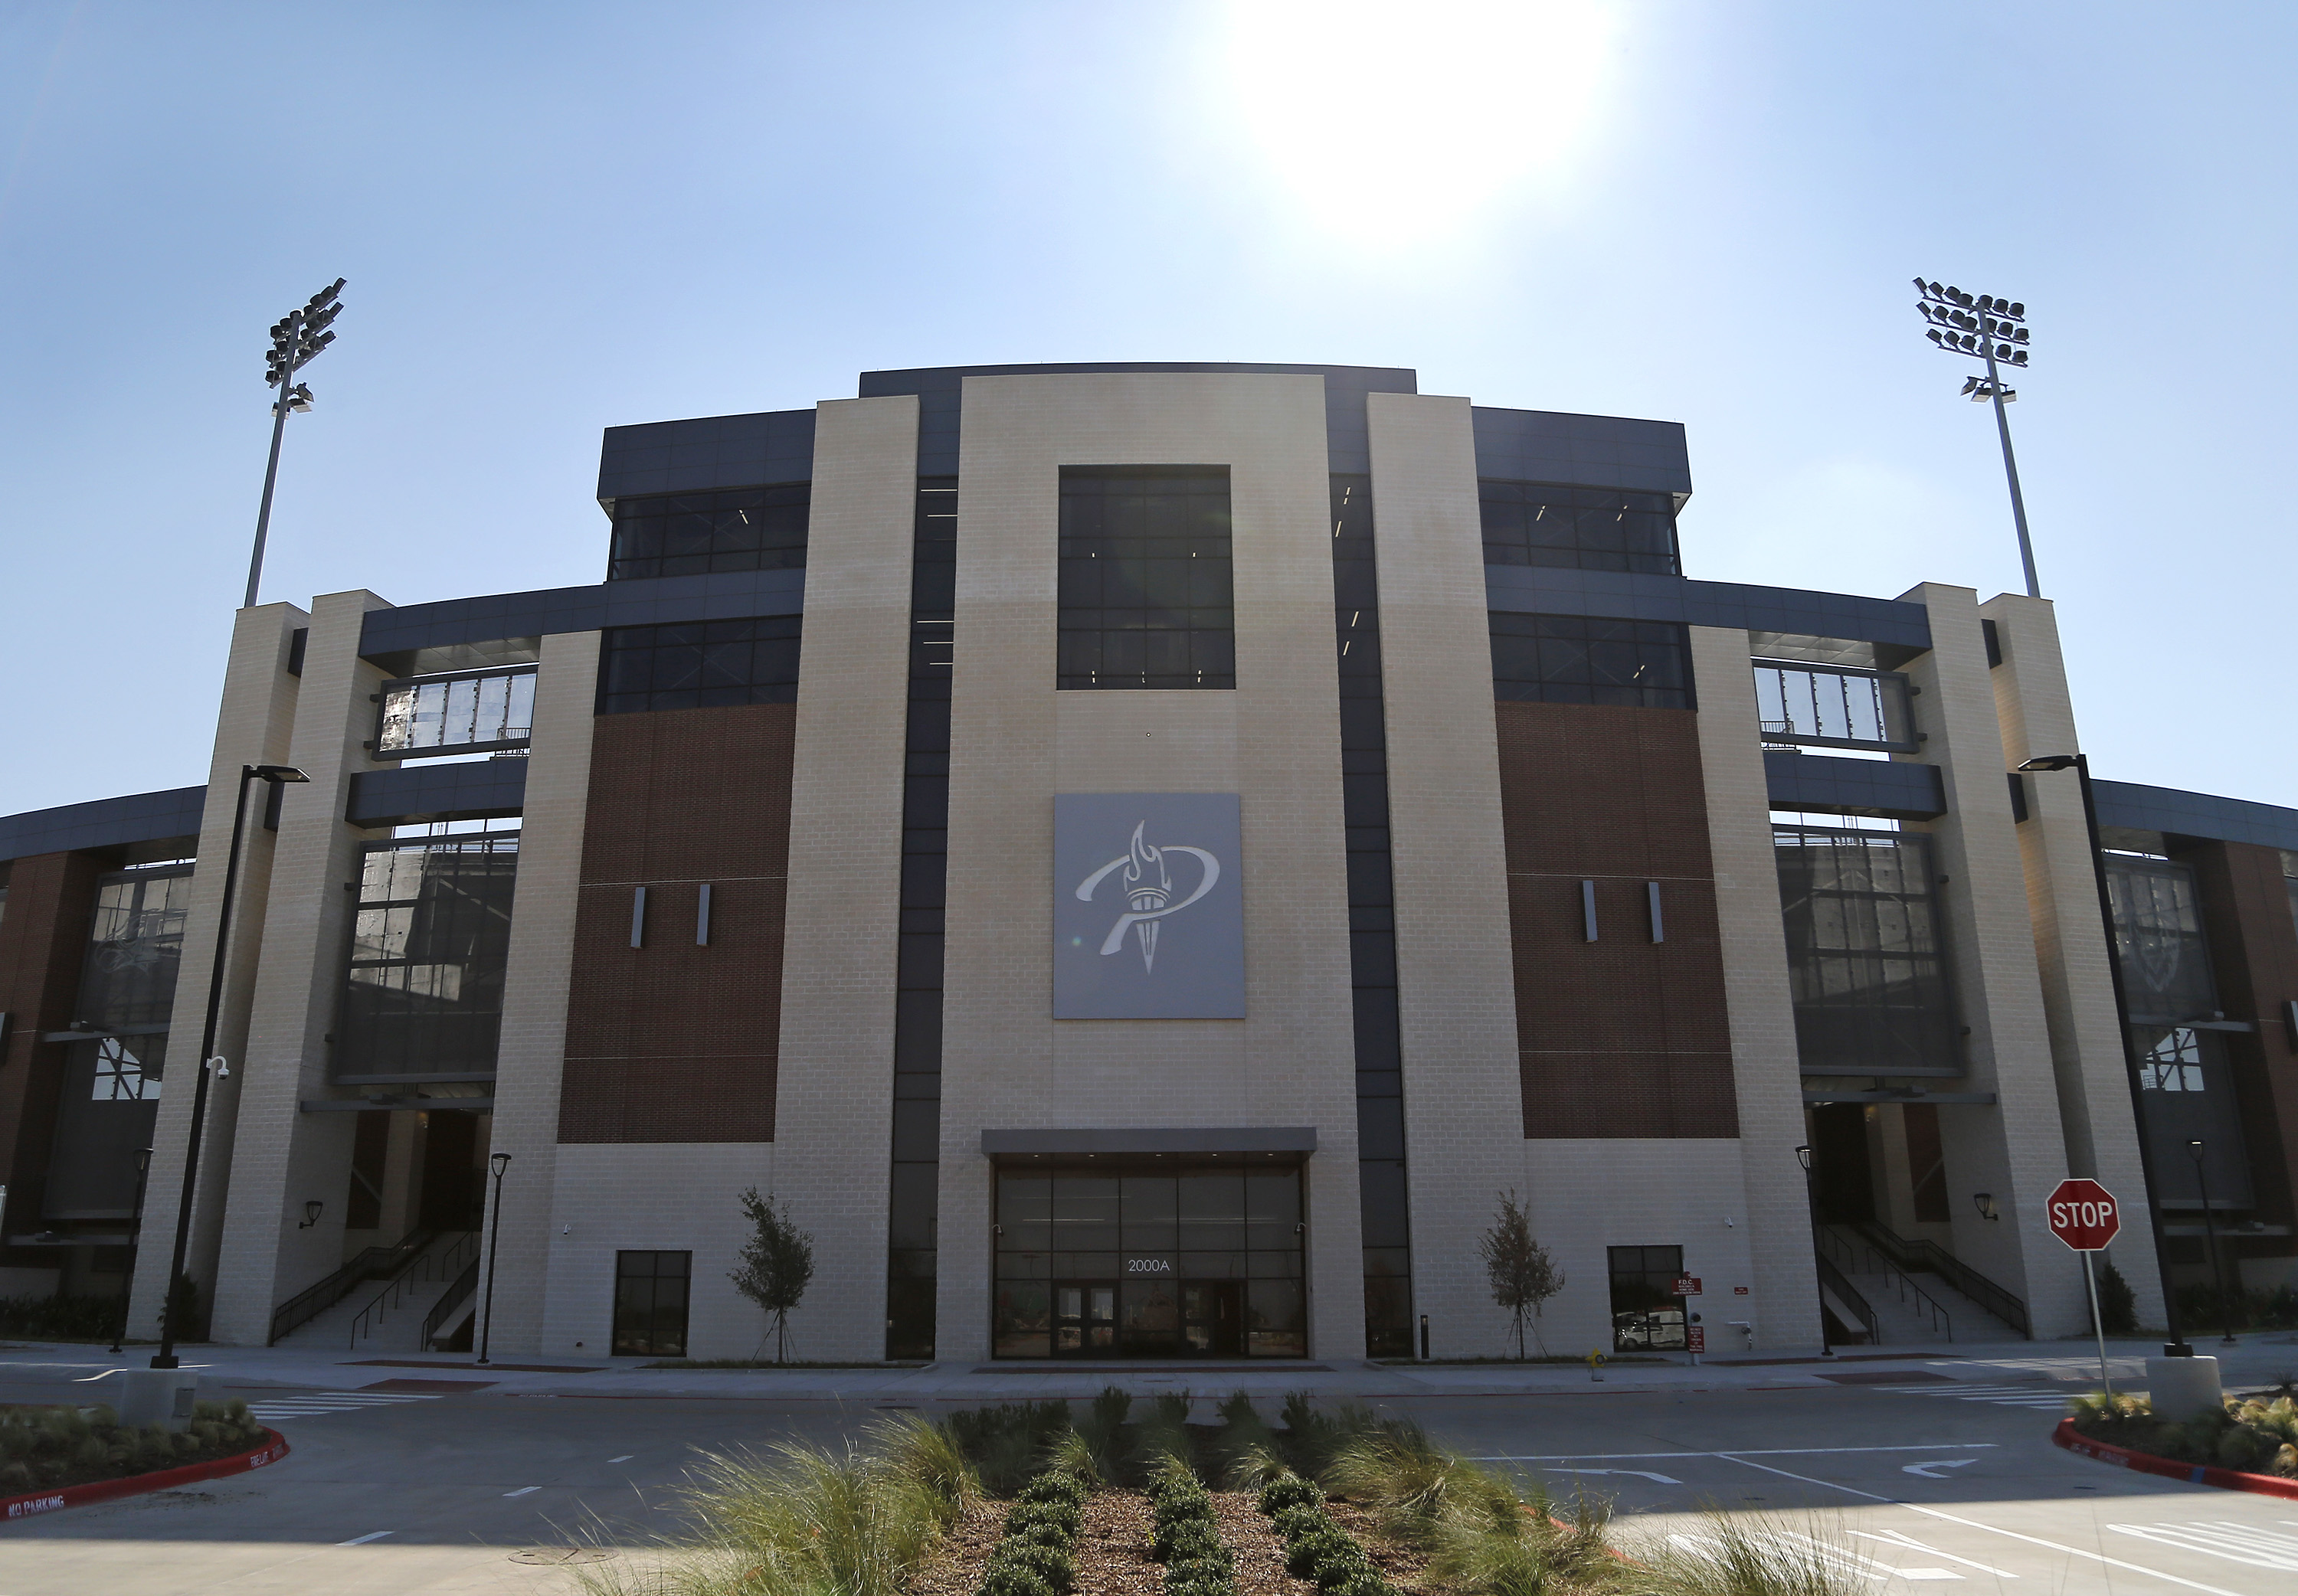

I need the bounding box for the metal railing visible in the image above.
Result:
[421,1256,481,1350]
[1815,1251,1882,1346]
[267,1227,434,1345]
[1855,1219,2030,1339]
[348,1231,478,1349]
[1825,1225,1953,1339]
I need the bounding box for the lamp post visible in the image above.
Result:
[245,279,345,609]
[110,1147,153,1356]
[151,763,309,1369]
[476,1151,511,1365]
[1795,1143,1832,1356]
[1912,277,2038,598]
[2185,1139,2239,1347]
[2018,752,2192,1355]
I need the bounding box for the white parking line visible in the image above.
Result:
[608,1454,634,1463]
[336,1530,394,1546]
[504,1486,540,1497]
[2107,1521,2298,1572]
[1473,1444,2000,1461]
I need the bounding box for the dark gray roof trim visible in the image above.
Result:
[1766,751,1947,821]
[2095,780,2298,851]
[359,567,805,667]
[596,407,816,505]
[1488,566,1933,650]
[0,786,206,863]
[859,362,1419,478]
[980,1127,1318,1157]
[1470,406,1693,497]
[347,761,528,828]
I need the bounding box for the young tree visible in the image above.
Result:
[1478,1189,1564,1359]
[728,1187,816,1364]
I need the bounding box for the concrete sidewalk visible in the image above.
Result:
[6,1329,2294,1406]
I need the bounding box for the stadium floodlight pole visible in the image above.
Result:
[150,763,310,1369]
[245,278,346,609]
[1913,277,2038,598]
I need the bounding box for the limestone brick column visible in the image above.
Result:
[1690,625,1825,1349]
[486,629,601,1356]
[1980,592,2167,1326]
[126,603,306,1339]
[1898,582,2084,1337]
[1364,392,1526,1356]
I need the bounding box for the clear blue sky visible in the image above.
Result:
[2,1,2290,818]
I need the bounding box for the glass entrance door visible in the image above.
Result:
[1052,1283,1117,1355]
[1182,1281,1242,1355]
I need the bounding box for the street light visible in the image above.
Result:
[2185,1139,2239,1347]
[1913,277,2039,599]
[110,1146,153,1356]
[476,1151,511,1366]
[244,278,345,610]
[1794,1143,1833,1356]
[2018,751,2193,1356]
[151,763,309,1369]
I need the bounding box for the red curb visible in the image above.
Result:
[2,1429,290,1523]
[2052,1418,2298,1500]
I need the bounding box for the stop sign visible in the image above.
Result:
[2047,1178,2121,1251]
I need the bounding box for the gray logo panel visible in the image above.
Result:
[1052,793,1245,1019]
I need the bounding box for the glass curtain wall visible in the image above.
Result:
[1056,467,1234,690]
[336,836,519,1081]
[994,1167,1305,1359]
[1773,827,1960,1075]
[1478,482,1681,575]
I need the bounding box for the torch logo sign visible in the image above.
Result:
[1073,822,1222,973]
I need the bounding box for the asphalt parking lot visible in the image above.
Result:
[2,1351,2294,1595]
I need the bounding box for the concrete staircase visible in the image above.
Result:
[275,1231,476,1354]
[1821,1224,2023,1345]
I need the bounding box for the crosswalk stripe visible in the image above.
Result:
[246,1390,446,1420]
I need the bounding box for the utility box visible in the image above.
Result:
[112,1368,202,1433]
[2144,1355,2223,1422]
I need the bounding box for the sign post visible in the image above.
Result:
[2047,1178,2123,1398]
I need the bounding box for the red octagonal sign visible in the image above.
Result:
[2047,1178,2121,1251]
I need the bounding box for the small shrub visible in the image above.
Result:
[2095,1259,2139,1333]
[1259,1473,1325,1514]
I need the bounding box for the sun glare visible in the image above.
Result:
[1219,0,1616,235]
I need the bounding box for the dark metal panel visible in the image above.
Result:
[1470,405,1694,497]
[2094,780,2298,851]
[1764,751,1946,820]
[0,787,207,862]
[1487,565,1934,651]
[358,567,806,670]
[345,761,528,826]
[980,1127,1318,1157]
[595,407,817,505]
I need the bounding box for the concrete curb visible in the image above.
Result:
[2051,1418,2298,1500]
[1,1429,290,1523]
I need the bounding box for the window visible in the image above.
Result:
[993,1167,1304,1358]
[1056,466,1234,690]
[2132,1024,2254,1207]
[1491,614,1691,708]
[2106,856,2218,1021]
[1774,827,1960,1075]
[1608,1245,1687,1352]
[1753,661,1917,751]
[612,1251,692,1356]
[1480,482,1680,576]
[608,485,808,581]
[44,1034,168,1218]
[376,668,535,758]
[337,836,519,1081]
[598,617,801,714]
[78,866,193,1030]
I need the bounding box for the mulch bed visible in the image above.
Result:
[911,1489,1422,1596]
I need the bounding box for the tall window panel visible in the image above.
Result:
[77,865,192,1029]
[1331,475,1414,1359]
[1479,481,1680,575]
[607,484,809,581]
[336,835,519,1081]
[1773,826,1959,1076]
[1056,466,1234,690]
[885,477,955,1359]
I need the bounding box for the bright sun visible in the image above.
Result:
[1218,0,1618,235]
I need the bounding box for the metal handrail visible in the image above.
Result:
[348,1231,478,1349]
[1819,1225,1953,1340]
[421,1256,481,1349]
[267,1226,434,1345]
[1854,1219,2030,1339]
[1815,1251,1882,1346]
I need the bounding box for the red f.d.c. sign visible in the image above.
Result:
[2046,1178,2120,1252]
